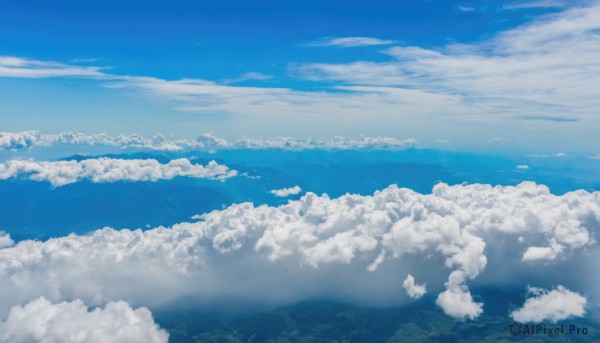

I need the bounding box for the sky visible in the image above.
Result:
[1,0,599,154]
[1,2,600,340]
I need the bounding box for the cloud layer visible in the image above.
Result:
[0,182,597,321]
[0,158,236,186]
[0,297,168,343]
[270,186,302,197]
[0,131,417,152]
[511,286,587,322]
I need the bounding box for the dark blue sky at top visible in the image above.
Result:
[0,0,559,81]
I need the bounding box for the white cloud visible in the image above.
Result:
[0,131,41,150]
[306,37,398,48]
[2,5,600,143]
[271,186,302,197]
[0,182,596,319]
[0,131,183,151]
[435,270,483,320]
[522,238,564,261]
[527,152,567,157]
[516,165,530,169]
[0,130,417,152]
[511,285,587,322]
[296,3,600,123]
[503,0,568,10]
[0,297,168,343]
[223,72,273,84]
[402,275,427,299]
[458,5,475,12]
[0,56,106,79]
[0,232,13,249]
[0,158,237,186]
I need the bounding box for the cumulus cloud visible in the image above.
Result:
[0,158,237,186]
[435,270,483,320]
[0,182,597,320]
[0,130,417,152]
[0,232,13,249]
[270,186,302,197]
[0,297,168,343]
[511,285,587,322]
[306,37,398,47]
[402,275,427,299]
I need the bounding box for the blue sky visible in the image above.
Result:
[1,0,598,154]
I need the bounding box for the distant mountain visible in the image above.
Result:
[154,287,600,343]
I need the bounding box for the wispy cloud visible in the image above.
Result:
[295,3,600,123]
[458,5,476,12]
[0,56,106,78]
[1,3,600,140]
[527,152,566,157]
[70,57,102,63]
[503,0,568,10]
[305,36,398,47]
[222,72,273,84]
[519,115,579,122]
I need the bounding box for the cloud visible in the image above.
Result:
[516,165,529,169]
[0,297,168,343]
[402,275,427,299]
[0,232,13,249]
[511,285,586,322]
[458,5,475,12]
[222,72,273,84]
[0,130,417,152]
[503,0,568,10]
[522,238,564,261]
[435,270,483,320]
[305,37,398,48]
[70,58,102,63]
[2,5,600,141]
[0,131,183,151]
[519,115,579,122]
[271,186,302,197]
[0,56,106,79]
[0,158,237,186]
[527,152,567,157]
[0,182,597,320]
[435,139,450,144]
[296,3,600,123]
